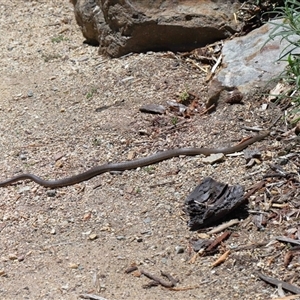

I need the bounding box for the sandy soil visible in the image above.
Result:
[0,1,299,300]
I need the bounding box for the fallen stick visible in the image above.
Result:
[141,269,175,288]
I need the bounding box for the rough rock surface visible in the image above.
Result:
[207,19,299,108]
[71,0,242,57]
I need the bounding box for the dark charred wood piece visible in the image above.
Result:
[184,177,245,230]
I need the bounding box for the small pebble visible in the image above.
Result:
[47,190,56,197]
[61,284,69,290]
[27,90,34,97]
[8,254,18,260]
[69,263,79,269]
[202,153,224,164]
[161,258,168,264]
[18,255,25,262]
[19,153,27,160]
[243,149,261,162]
[175,246,185,254]
[143,217,151,224]
[88,233,98,240]
[18,186,31,193]
[139,104,166,114]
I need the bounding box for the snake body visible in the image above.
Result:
[0,131,269,188]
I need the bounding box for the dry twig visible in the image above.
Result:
[141,269,175,288]
[211,250,230,268]
[207,219,240,235]
[206,231,231,252]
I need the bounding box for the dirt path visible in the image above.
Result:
[0,1,294,300]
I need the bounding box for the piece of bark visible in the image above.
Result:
[184,177,245,230]
[257,272,300,294]
[190,239,212,252]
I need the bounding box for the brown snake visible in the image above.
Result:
[0,131,269,188]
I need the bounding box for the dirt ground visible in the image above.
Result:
[0,1,300,300]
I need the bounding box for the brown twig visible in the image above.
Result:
[268,113,283,130]
[206,231,231,252]
[140,269,175,288]
[160,271,178,286]
[199,104,215,115]
[243,180,266,200]
[124,265,138,274]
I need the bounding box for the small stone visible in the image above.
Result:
[136,237,143,242]
[8,254,18,260]
[202,153,224,164]
[278,158,289,165]
[27,91,34,97]
[139,104,166,114]
[175,246,185,254]
[161,258,168,264]
[69,263,79,269]
[18,186,31,193]
[0,270,5,276]
[18,255,25,262]
[19,153,27,160]
[246,158,261,168]
[127,151,136,160]
[143,217,151,224]
[224,89,243,104]
[83,212,92,221]
[243,149,262,162]
[116,235,125,240]
[55,160,64,168]
[61,284,69,290]
[50,227,56,235]
[88,233,98,240]
[47,190,56,197]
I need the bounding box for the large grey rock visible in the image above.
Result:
[71,0,242,57]
[207,19,298,108]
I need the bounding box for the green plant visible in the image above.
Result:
[41,53,62,62]
[92,138,101,146]
[51,35,68,43]
[266,0,300,114]
[86,87,97,99]
[179,89,190,102]
[143,166,156,173]
[171,116,178,125]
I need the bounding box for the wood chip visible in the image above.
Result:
[211,250,230,268]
